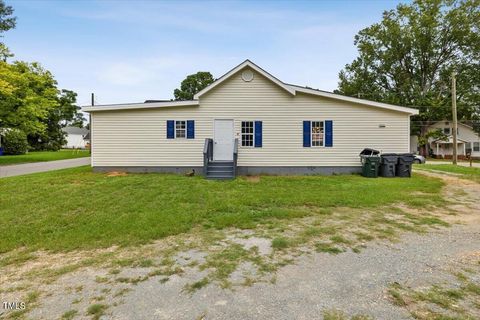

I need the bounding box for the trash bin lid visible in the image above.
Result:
[359,148,380,156]
[380,153,398,162]
[398,153,415,161]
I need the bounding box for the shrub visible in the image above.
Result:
[2,129,29,155]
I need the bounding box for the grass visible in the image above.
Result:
[271,237,289,249]
[322,309,373,320]
[416,164,480,183]
[61,309,78,320]
[0,166,445,253]
[0,149,89,166]
[86,303,107,320]
[388,263,480,320]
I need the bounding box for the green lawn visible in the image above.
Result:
[0,149,90,166]
[0,166,444,253]
[416,164,480,183]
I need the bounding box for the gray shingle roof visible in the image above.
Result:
[62,126,89,136]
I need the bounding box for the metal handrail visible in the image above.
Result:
[233,138,239,177]
[203,138,213,176]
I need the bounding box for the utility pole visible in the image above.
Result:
[451,72,458,165]
[89,93,94,155]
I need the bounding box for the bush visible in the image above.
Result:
[2,129,29,155]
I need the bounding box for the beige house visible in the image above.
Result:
[83,60,418,178]
[411,121,480,158]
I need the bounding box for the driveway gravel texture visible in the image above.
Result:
[1,170,479,320]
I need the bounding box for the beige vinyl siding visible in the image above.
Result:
[91,67,410,167]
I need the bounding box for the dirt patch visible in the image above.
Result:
[245,175,261,183]
[105,171,128,177]
[415,170,480,224]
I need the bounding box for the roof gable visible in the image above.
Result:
[83,59,419,115]
[193,60,295,99]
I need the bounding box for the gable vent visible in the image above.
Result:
[242,70,254,82]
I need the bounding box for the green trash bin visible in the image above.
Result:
[360,155,380,178]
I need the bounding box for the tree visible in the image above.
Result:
[0,0,16,36]
[174,71,214,100]
[0,61,85,151]
[0,1,84,151]
[28,89,86,151]
[0,43,13,61]
[0,1,16,62]
[0,61,59,136]
[336,0,480,156]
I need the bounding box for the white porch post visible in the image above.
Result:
[463,143,465,156]
[436,143,439,157]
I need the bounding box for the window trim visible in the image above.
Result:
[241,120,255,148]
[175,120,186,139]
[310,120,325,148]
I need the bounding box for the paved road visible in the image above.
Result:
[0,157,90,178]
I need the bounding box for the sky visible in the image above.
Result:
[5,0,408,106]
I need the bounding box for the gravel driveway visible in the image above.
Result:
[108,224,479,320]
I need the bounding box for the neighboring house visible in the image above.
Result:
[83,60,418,178]
[62,126,90,149]
[410,121,480,159]
[83,132,91,148]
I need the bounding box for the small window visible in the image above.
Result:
[474,142,480,152]
[311,121,324,147]
[466,142,472,152]
[443,127,451,135]
[175,120,186,138]
[241,121,254,147]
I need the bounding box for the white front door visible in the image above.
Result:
[214,119,234,161]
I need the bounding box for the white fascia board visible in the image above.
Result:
[193,60,296,99]
[290,85,420,115]
[82,100,199,112]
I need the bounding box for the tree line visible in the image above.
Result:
[0,0,84,155]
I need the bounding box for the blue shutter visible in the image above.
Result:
[187,120,195,139]
[166,120,174,139]
[325,120,333,147]
[303,121,311,147]
[254,121,262,147]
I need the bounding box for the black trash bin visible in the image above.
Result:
[380,153,398,177]
[396,153,415,177]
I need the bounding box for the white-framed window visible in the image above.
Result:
[175,120,186,138]
[466,142,472,152]
[474,142,480,152]
[443,127,451,135]
[241,121,254,147]
[311,121,324,147]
